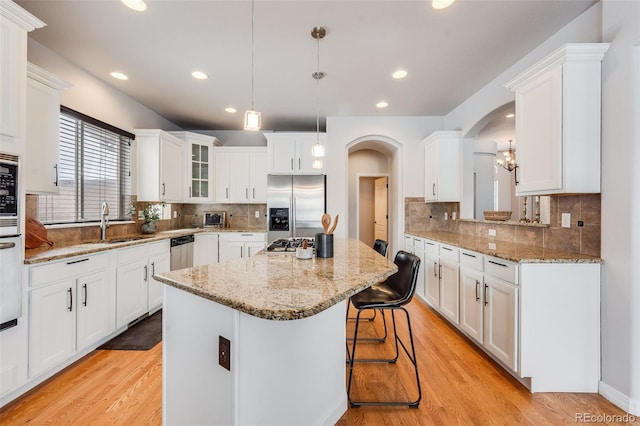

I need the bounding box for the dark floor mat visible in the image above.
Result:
[98,310,162,350]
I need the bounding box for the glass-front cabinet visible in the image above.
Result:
[191,143,209,199]
[170,131,220,203]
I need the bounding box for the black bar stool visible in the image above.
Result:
[346,250,422,408]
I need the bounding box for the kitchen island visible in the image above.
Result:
[154,238,397,426]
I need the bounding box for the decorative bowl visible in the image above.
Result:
[483,211,512,221]
[295,247,314,260]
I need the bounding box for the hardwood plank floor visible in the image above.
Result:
[1,299,637,425]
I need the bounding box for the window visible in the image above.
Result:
[38,107,132,224]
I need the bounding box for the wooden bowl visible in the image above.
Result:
[483,211,512,221]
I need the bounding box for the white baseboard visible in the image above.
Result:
[321,394,347,426]
[599,380,640,416]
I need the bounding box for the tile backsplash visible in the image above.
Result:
[405,194,601,257]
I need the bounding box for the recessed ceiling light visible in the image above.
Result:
[376,101,388,108]
[192,71,208,80]
[225,107,237,113]
[431,0,456,10]
[392,70,408,79]
[506,113,515,118]
[110,72,128,80]
[121,0,147,12]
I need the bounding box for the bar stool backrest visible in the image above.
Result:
[386,250,421,306]
[373,239,389,257]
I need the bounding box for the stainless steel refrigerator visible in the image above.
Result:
[267,175,326,243]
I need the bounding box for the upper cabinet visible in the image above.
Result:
[135,129,183,202]
[265,132,326,175]
[423,131,461,203]
[169,132,221,204]
[25,63,70,194]
[0,2,44,157]
[213,147,267,204]
[505,43,610,196]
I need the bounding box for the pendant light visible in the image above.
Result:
[244,0,261,131]
[311,27,326,167]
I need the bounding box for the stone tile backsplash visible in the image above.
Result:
[405,193,601,257]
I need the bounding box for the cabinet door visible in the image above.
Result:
[26,76,60,194]
[246,241,265,258]
[228,152,251,202]
[219,240,244,262]
[412,238,425,298]
[404,235,413,252]
[424,141,438,201]
[0,17,23,143]
[76,270,113,351]
[424,254,439,309]
[267,136,296,174]
[116,258,149,328]
[296,135,324,174]
[514,64,563,195]
[483,275,518,371]
[214,151,231,202]
[29,280,76,378]
[439,259,459,324]
[194,234,219,266]
[160,135,183,202]
[250,150,267,202]
[148,251,170,312]
[188,141,212,202]
[459,268,483,344]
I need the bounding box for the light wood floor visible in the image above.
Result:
[1,300,636,425]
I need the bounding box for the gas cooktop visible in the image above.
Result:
[266,237,315,253]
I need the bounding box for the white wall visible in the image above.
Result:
[326,116,443,254]
[599,0,640,415]
[26,40,180,133]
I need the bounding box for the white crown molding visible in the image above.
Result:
[505,43,611,91]
[27,62,71,91]
[0,0,45,32]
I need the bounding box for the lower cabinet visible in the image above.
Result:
[194,233,220,266]
[148,241,170,313]
[438,245,459,324]
[483,274,518,371]
[28,253,114,378]
[424,240,439,308]
[218,233,265,262]
[116,246,149,329]
[459,265,483,344]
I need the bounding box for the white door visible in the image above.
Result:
[29,280,76,377]
[424,141,438,201]
[214,151,231,202]
[374,177,388,244]
[483,275,519,371]
[250,150,268,202]
[459,268,483,344]
[160,135,183,202]
[439,259,459,324]
[246,241,266,258]
[116,258,149,328]
[219,241,244,262]
[148,251,170,312]
[229,152,251,202]
[76,270,112,351]
[194,234,220,266]
[268,137,296,174]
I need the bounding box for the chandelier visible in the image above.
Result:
[496,140,516,172]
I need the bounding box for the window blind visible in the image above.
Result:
[38,110,132,224]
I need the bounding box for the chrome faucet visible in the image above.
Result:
[100,202,110,240]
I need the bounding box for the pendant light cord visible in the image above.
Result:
[251,0,255,110]
[316,33,320,143]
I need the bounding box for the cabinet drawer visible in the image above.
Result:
[484,256,518,284]
[439,244,459,262]
[30,253,108,288]
[460,249,483,271]
[219,232,265,243]
[424,239,439,258]
[117,245,148,264]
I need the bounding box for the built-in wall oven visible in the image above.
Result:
[0,153,22,331]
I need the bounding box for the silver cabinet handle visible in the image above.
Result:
[189,186,192,198]
[162,183,166,195]
[151,262,155,276]
[253,188,255,199]
[53,164,59,186]
[226,188,229,199]
[432,183,436,196]
[438,264,442,279]
[144,265,148,282]
[83,283,88,307]
[433,262,438,277]
[67,288,73,312]
[291,158,294,170]
[442,246,453,251]
[488,260,508,268]
[462,252,476,258]
[241,246,244,258]
[475,280,480,302]
[484,284,489,306]
[0,242,16,250]
[245,188,249,199]
[298,158,301,169]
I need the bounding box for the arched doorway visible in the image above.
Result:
[346,136,402,256]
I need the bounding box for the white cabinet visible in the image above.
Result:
[135,129,184,202]
[483,273,518,372]
[194,233,219,266]
[147,240,170,313]
[505,43,610,195]
[423,131,461,202]
[218,233,265,262]
[25,64,70,194]
[403,235,426,300]
[214,147,267,203]
[438,244,459,324]
[459,250,484,344]
[116,245,149,328]
[28,253,113,378]
[169,132,220,203]
[424,240,440,309]
[265,132,326,174]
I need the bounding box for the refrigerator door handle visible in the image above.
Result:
[291,196,296,237]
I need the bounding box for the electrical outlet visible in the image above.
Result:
[219,336,231,371]
[444,212,448,220]
[255,210,260,218]
[488,229,497,237]
[561,213,571,228]
[488,242,497,250]
[173,210,177,219]
[452,212,457,220]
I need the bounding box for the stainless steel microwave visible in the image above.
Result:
[203,211,226,228]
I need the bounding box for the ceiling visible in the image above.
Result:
[16,0,596,132]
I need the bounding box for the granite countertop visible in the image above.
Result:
[406,231,602,264]
[154,238,398,321]
[24,227,266,265]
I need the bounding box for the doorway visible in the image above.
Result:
[357,175,388,248]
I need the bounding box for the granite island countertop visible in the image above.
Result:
[154,238,398,321]
[406,231,602,263]
[24,227,266,265]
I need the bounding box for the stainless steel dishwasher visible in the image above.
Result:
[170,234,194,270]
